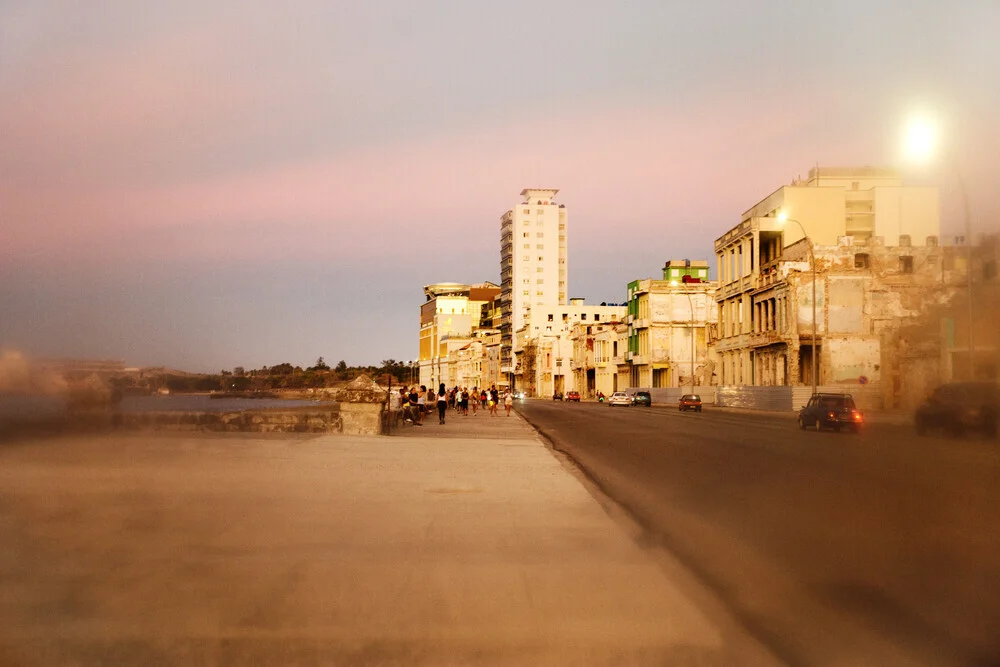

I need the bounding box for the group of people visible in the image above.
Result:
[394,383,515,426]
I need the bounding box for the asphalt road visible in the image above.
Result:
[518,400,1000,667]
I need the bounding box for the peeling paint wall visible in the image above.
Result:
[827,337,880,384]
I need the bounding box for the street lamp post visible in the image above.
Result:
[779,213,818,395]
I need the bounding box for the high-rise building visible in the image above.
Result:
[500,189,568,384]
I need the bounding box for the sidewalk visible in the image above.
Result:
[0,409,779,666]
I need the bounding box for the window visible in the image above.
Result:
[523,256,529,261]
[985,260,997,281]
[537,232,544,238]
[595,314,600,321]
[523,244,530,249]
[548,314,553,321]
[900,256,914,273]
[536,267,543,272]
[899,234,912,247]
[581,313,587,320]
[523,209,530,214]
[523,232,528,238]
[854,253,870,269]
[538,256,544,261]
[522,290,529,296]
[537,244,544,249]
[537,279,544,284]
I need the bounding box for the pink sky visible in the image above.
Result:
[2,0,998,369]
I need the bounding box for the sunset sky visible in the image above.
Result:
[2,0,998,372]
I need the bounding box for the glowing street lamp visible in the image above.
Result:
[778,212,818,395]
[903,113,975,379]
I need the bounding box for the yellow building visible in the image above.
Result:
[713,166,942,394]
[626,260,717,389]
[418,282,500,389]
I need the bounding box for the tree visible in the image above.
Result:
[335,360,347,373]
[311,357,330,371]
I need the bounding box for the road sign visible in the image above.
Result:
[858,375,869,385]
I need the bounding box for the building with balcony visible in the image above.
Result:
[568,320,629,398]
[418,282,500,389]
[713,166,957,408]
[499,189,568,386]
[513,299,625,397]
[626,260,717,389]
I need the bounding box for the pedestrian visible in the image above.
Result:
[504,389,513,416]
[489,385,499,417]
[461,387,469,415]
[437,382,447,424]
[470,387,479,414]
[417,385,427,423]
[409,386,423,426]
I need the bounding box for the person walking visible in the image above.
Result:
[437,383,448,425]
[489,385,499,417]
[504,389,513,416]
[470,387,479,415]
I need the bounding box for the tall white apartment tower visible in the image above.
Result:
[500,188,568,383]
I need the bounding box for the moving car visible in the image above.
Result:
[914,382,999,437]
[552,392,563,401]
[565,390,581,402]
[797,393,863,432]
[678,394,702,412]
[631,391,651,407]
[608,391,632,407]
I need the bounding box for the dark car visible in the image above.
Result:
[565,390,581,402]
[915,382,999,437]
[798,393,864,432]
[678,394,702,412]
[552,392,563,401]
[631,391,651,407]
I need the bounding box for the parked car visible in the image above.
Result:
[631,391,651,407]
[797,393,864,432]
[552,392,563,401]
[608,391,632,407]
[565,390,581,402]
[914,382,999,437]
[678,394,702,412]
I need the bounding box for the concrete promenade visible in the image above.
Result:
[1,407,778,666]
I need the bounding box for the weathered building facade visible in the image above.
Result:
[512,300,625,397]
[626,260,717,389]
[711,166,965,409]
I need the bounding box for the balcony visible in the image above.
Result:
[630,354,647,365]
[632,318,650,329]
[717,275,756,300]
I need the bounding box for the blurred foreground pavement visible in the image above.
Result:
[0,411,779,666]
